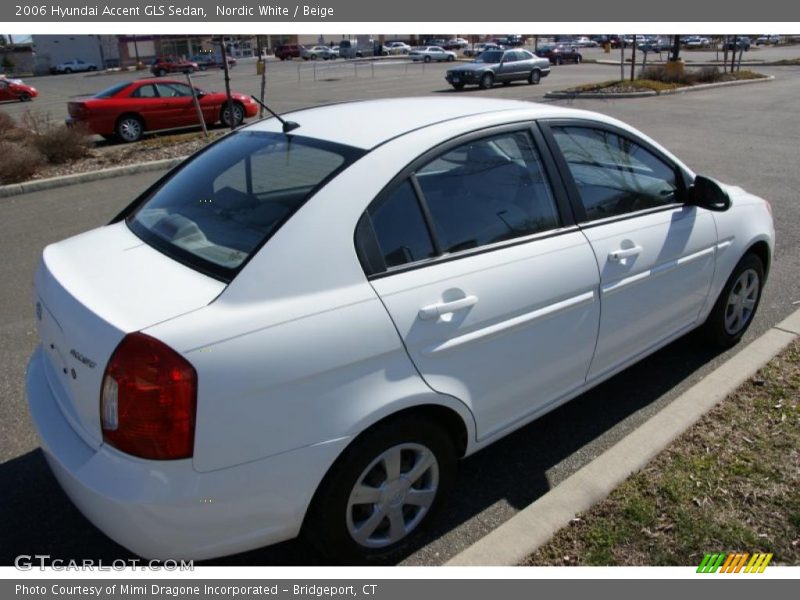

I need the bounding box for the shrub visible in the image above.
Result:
[21,111,91,164]
[0,111,15,134]
[0,141,43,184]
[688,66,723,84]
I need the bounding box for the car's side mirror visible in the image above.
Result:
[687,175,732,211]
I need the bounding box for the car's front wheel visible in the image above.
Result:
[157,68,167,77]
[303,416,457,563]
[220,102,245,128]
[452,83,465,90]
[115,115,144,143]
[19,92,31,102]
[479,72,494,89]
[447,55,455,62]
[704,252,764,347]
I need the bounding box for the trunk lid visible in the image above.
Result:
[33,222,225,448]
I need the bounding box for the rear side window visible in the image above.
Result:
[128,131,363,281]
[357,129,561,275]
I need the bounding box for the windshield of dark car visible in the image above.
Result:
[127,131,365,281]
[93,82,131,98]
[475,50,504,63]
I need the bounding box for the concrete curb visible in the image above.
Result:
[0,156,186,199]
[545,75,774,100]
[446,307,800,566]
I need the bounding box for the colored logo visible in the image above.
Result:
[697,552,773,573]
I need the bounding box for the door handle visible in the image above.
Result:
[608,245,643,262]
[418,296,478,320]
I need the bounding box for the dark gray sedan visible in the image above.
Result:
[445,49,551,90]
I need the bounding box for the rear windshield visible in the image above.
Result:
[93,81,131,98]
[127,131,364,281]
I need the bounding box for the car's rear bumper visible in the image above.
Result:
[26,345,350,560]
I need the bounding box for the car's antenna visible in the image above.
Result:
[250,96,300,133]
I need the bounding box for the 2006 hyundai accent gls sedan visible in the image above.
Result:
[27,97,774,562]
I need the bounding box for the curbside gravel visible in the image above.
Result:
[0,156,186,199]
[545,74,774,99]
[447,307,800,566]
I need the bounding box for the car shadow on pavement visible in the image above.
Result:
[0,329,725,567]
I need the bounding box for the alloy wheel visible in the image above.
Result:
[345,443,439,549]
[117,117,142,143]
[724,268,759,335]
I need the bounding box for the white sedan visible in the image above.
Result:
[27,98,774,562]
[409,46,457,62]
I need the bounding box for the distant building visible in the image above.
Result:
[33,35,120,74]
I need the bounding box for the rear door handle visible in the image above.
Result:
[608,245,643,262]
[418,295,478,320]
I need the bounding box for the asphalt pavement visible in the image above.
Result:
[1,58,799,567]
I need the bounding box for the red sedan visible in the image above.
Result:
[0,77,38,102]
[66,79,259,143]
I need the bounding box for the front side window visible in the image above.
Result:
[128,132,363,280]
[551,126,679,221]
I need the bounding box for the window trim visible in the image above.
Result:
[538,118,692,225]
[355,121,575,279]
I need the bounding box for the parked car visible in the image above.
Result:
[150,56,199,77]
[274,44,305,60]
[28,97,773,562]
[493,35,525,47]
[409,46,457,63]
[724,37,751,51]
[638,38,671,52]
[385,41,411,55]
[65,79,258,143]
[683,36,711,48]
[53,59,98,74]
[445,49,550,89]
[755,35,780,45]
[463,42,504,57]
[539,44,583,65]
[337,40,363,59]
[190,54,237,70]
[0,76,37,102]
[302,46,337,60]
[573,36,599,47]
[444,38,470,50]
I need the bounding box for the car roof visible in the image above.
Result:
[245,97,597,150]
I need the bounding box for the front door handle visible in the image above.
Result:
[418,295,478,320]
[608,245,643,262]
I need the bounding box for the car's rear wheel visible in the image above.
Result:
[220,102,245,128]
[479,72,494,89]
[528,69,541,84]
[424,55,432,63]
[115,115,144,143]
[19,92,31,102]
[703,253,764,348]
[157,68,167,77]
[303,416,457,563]
[64,68,73,73]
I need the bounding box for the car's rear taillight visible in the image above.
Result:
[100,332,196,460]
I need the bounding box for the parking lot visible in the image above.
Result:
[1,52,799,566]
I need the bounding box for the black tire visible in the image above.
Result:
[303,416,457,564]
[19,92,31,102]
[115,114,144,143]
[528,69,541,84]
[64,68,72,73]
[424,55,432,63]
[157,68,167,77]
[447,55,455,62]
[479,72,494,89]
[452,83,465,90]
[703,253,765,348]
[220,101,245,128]
[88,66,97,71]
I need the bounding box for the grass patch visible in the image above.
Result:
[524,341,800,566]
